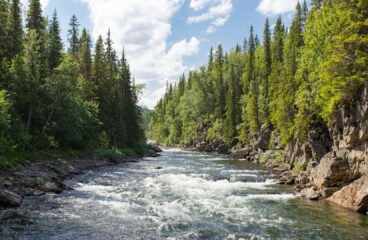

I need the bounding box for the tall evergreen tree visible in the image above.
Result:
[214,45,225,119]
[68,15,79,57]
[224,64,237,145]
[6,0,23,58]
[26,0,44,32]
[78,28,92,98]
[275,2,304,144]
[246,26,260,133]
[0,0,9,61]
[262,18,271,122]
[47,10,63,70]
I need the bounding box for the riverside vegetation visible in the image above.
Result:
[148,0,368,214]
[0,0,147,206]
[0,0,145,163]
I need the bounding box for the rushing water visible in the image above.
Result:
[1,149,368,240]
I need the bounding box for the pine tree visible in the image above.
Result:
[243,37,247,52]
[68,15,79,57]
[6,0,23,58]
[269,17,285,126]
[311,0,322,10]
[78,28,93,98]
[275,3,304,144]
[47,10,63,70]
[26,0,44,32]
[0,0,9,60]
[262,18,271,122]
[214,45,225,119]
[224,64,237,145]
[246,26,260,133]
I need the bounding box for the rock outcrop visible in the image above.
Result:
[285,123,332,170]
[309,82,368,213]
[328,175,368,213]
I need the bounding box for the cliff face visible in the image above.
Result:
[310,82,368,213]
[230,82,368,213]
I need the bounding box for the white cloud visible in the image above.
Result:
[257,0,298,16]
[80,0,200,109]
[21,0,49,10]
[188,0,232,33]
[190,0,211,11]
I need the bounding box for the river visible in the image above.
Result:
[0,148,367,239]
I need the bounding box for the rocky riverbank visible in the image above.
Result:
[0,145,162,208]
[181,82,368,214]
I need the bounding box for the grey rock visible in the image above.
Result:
[0,190,22,207]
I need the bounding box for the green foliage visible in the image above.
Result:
[0,3,145,165]
[148,0,366,154]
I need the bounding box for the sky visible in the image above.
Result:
[21,0,303,109]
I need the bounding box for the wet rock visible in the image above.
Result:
[39,182,63,194]
[328,176,368,213]
[230,147,252,160]
[217,144,228,154]
[301,187,321,201]
[0,190,22,207]
[31,190,45,196]
[155,167,163,170]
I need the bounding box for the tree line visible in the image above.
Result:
[148,0,368,148]
[0,0,144,157]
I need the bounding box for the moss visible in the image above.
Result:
[292,163,305,174]
[260,150,285,165]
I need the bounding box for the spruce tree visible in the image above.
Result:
[224,64,237,145]
[262,18,271,122]
[68,15,79,57]
[26,0,44,32]
[47,10,63,70]
[78,28,93,98]
[214,45,225,119]
[0,0,9,60]
[6,0,23,58]
[275,3,304,144]
[269,17,284,126]
[246,26,260,133]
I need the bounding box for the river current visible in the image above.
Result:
[0,148,368,239]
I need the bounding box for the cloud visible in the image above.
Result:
[188,0,232,33]
[257,0,298,16]
[80,0,200,109]
[190,0,211,11]
[21,0,49,10]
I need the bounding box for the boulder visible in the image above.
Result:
[217,144,228,154]
[310,150,353,188]
[328,175,368,213]
[300,187,321,201]
[230,147,252,160]
[39,181,63,193]
[0,190,22,207]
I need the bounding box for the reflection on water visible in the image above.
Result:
[0,148,367,239]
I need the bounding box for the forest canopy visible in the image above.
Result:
[148,0,368,148]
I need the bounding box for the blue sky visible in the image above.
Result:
[22,0,304,108]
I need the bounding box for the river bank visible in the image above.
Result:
[1,148,367,239]
[0,146,162,208]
